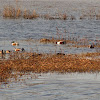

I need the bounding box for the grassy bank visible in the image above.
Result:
[0,52,100,83]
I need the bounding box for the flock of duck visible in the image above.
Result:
[0,41,25,54]
[0,40,95,55]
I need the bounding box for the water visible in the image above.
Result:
[0,73,100,100]
[0,17,99,54]
[0,0,100,99]
[0,0,99,54]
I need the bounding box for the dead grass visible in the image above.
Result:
[0,52,100,83]
[3,5,100,21]
[3,5,39,19]
[39,38,100,49]
[3,5,21,18]
[2,3,100,21]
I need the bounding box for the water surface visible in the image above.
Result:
[0,73,100,100]
[0,0,100,54]
[0,1,100,99]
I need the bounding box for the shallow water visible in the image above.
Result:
[0,1,100,99]
[0,0,100,55]
[0,73,100,100]
[0,16,99,54]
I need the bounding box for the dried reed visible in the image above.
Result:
[3,5,39,19]
[0,52,100,83]
[3,6,22,18]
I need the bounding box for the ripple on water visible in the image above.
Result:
[0,73,100,100]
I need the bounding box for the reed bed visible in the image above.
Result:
[39,27,100,49]
[2,6,69,20]
[39,37,100,49]
[3,5,22,18]
[2,2,100,21]
[3,5,100,20]
[0,52,100,83]
[3,4,100,21]
[3,5,39,19]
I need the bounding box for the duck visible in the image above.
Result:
[56,41,66,44]
[56,53,65,55]
[14,48,21,51]
[11,41,19,46]
[0,50,5,54]
[90,44,94,49]
[14,48,25,52]
[6,50,11,54]
[0,50,11,54]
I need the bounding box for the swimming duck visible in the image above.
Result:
[6,50,11,54]
[56,41,66,44]
[0,50,5,54]
[11,41,19,46]
[15,48,21,51]
[15,48,25,52]
[89,44,94,49]
[0,50,11,54]
[56,53,65,55]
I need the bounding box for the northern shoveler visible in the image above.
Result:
[14,48,25,52]
[56,41,66,44]
[11,41,19,46]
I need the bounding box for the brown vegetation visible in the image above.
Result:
[39,38,100,49]
[2,2,100,21]
[3,5,100,20]
[0,52,100,83]
[3,6,22,18]
[3,5,39,19]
